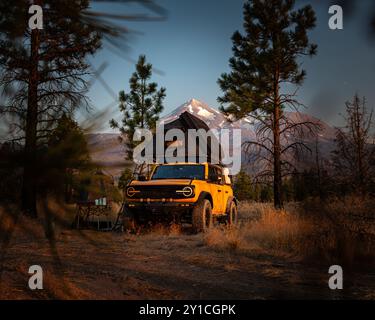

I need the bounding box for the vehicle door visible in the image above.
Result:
[208,165,224,214]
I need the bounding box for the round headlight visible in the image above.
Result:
[176,186,194,197]
[126,187,139,197]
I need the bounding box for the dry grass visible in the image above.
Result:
[2,196,375,271]
[204,197,375,267]
[204,227,247,252]
[143,222,182,237]
[244,206,313,252]
[205,204,310,255]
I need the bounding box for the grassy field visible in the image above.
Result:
[207,199,375,266]
[0,197,375,299]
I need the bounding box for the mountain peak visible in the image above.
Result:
[162,98,226,127]
[184,98,212,110]
[188,98,204,106]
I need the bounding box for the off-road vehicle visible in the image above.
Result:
[123,163,238,233]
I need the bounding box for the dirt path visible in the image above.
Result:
[1,229,374,300]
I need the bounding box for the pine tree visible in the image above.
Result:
[0,1,166,217]
[110,55,166,159]
[233,170,253,201]
[118,168,133,191]
[43,114,91,202]
[332,94,375,194]
[0,0,102,216]
[260,185,273,203]
[0,0,101,217]
[218,0,318,209]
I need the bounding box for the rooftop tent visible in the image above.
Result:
[164,111,210,131]
[153,111,222,164]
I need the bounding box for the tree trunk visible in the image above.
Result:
[273,73,283,209]
[273,104,283,209]
[21,25,40,218]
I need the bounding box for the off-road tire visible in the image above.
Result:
[227,201,238,226]
[192,199,213,233]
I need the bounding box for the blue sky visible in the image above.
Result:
[85,0,375,132]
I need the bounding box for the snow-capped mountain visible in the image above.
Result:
[162,98,336,143]
[87,98,337,176]
[162,98,234,129]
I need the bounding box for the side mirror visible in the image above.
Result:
[138,175,147,181]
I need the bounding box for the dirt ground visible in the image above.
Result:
[1,225,375,300]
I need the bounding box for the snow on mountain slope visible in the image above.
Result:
[162,98,230,128]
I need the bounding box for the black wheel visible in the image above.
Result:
[227,201,238,226]
[192,199,213,233]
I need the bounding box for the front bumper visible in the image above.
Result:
[125,200,196,215]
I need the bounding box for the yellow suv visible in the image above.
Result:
[124,163,238,232]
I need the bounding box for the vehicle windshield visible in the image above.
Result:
[151,165,205,180]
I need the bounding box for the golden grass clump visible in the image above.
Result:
[204,197,375,266]
[204,226,245,252]
[244,206,313,253]
[146,222,182,237]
